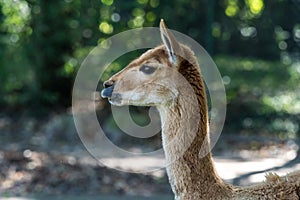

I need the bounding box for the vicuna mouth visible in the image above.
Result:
[101,86,122,105]
[101,85,114,98]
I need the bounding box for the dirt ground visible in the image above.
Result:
[1,194,173,200]
[1,114,299,199]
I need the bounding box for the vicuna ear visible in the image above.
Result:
[160,19,179,66]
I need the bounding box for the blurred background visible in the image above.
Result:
[0,0,300,199]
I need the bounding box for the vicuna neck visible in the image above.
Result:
[157,56,232,199]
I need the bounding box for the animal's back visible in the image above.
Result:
[232,171,300,200]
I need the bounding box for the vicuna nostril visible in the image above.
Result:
[103,80,114,88]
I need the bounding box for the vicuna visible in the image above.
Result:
[101,20,300,200]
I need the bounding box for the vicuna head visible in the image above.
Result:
[101,20,204,111]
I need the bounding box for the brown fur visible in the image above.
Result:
[102,20,300,200]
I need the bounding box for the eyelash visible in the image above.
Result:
[139,65,157,75]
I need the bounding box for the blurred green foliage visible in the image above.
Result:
[0,0,299,135]
[216,56,300,137]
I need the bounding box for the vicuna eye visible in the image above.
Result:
[139,65,156,75]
